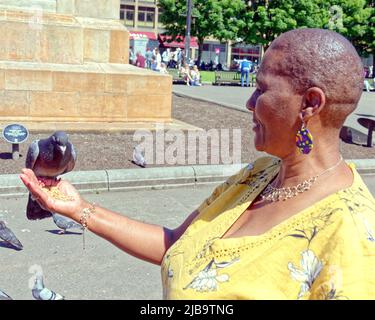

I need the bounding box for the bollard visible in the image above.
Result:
[2,124,29,160]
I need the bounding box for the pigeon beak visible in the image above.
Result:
[59,145,66,154]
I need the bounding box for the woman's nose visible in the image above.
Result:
[246,92,257,112]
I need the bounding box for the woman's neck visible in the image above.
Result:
[275,148,346,189]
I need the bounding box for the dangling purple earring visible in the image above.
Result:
[296,121,313,154]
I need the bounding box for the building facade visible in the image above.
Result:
[120,0,260,67]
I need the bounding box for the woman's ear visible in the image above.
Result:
[300,87,326,122]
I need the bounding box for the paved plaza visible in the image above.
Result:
[173,85,375,137]
[1,173,374,300]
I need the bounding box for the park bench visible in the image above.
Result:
[167,68,185,84]
[213,71,256,86]
[358,117,375,147]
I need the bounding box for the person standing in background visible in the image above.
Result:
[129,46,135,65]
[162,48,171,67]
[145,48,153,69]
[240,58,251,87]
[154,48,162,71]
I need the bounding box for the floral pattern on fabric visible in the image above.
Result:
[288,249,323,299]
[315,282,349,300]
[362,217,375,242]
[184,258,239,293]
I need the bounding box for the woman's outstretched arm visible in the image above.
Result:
[20,169,199,265]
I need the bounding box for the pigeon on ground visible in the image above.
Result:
[132,146,146,168]
[0,290,12,300]
[32,274,64,300]
[0,221,23,250]
[52,213,83,234]
[25,131,76,220]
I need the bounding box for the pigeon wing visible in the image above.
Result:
[0,224,23,250]
[25,140,40,170]
[26,194,52,220]
[39,288,64,300]
[0,290,12,300]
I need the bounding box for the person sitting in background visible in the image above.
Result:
[135,52,146,68]
[179,63,193,86]
[150,57,159,71]
[159,62,169,75]
[190,65,202,86]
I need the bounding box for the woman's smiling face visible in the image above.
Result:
[246,49,304,158]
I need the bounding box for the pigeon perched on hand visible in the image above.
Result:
[52,213,83,234]
[32,274,64,300]
[0,290,12,300]
[25,131,76,220]
[132,146,146,168]
[0,221,23,250]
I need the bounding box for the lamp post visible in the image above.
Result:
[185,0,193,62]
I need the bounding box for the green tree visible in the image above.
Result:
[323,0,374,59]
[240,0,374,64]
[240,0,329,53]
[158,0,246,63]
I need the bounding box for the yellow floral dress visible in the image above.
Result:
[161,157,375,300]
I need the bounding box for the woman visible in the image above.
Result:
[190,65,202,86]
[179,63,193,86]
[20,29,375,300]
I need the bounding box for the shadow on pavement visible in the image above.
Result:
[0,153,13,160]
[0,241,23,251]
[355,113,375,118]
[45,229,82,236]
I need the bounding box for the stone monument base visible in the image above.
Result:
[0,2,185,132]
[0,119,203,133]
[0,61,173,124]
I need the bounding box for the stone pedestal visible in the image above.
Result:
[0,0,174,131]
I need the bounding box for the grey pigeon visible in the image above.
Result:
[0,221,23,250]
[0,290,12,300]
[52,213,83,234]
[132,146,146,168]
[25,131,76,220]
[32,274,64,300]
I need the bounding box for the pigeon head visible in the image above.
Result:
[33,274,44,290]
[51,131,69,154]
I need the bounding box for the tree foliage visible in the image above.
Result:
[158,0,246,62]
[158,0,374,63]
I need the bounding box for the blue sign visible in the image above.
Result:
[2,124,29,144]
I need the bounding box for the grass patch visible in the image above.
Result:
[200,71,215,83]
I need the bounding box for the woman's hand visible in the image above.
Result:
[20,169,87,221]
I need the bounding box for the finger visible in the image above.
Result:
[20,174,49,204]
[21,169,39,184]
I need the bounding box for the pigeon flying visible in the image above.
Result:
[132,146,146,168]
[0,290,12,300]
[52,213,83,234]
[0,221,23,250]
[25,131,76,220]
[32,274,64,300]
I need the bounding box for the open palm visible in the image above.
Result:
[20,169,85,220]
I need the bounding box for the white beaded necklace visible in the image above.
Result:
[260,156,344,202]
